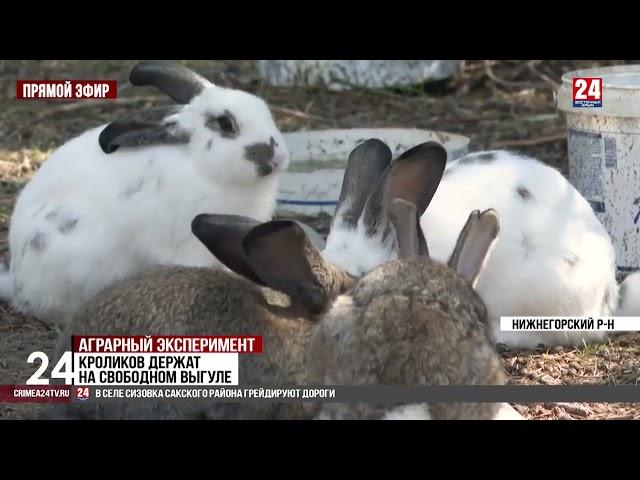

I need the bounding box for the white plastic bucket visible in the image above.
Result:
[277,128,470,217]
[556,65,640,274]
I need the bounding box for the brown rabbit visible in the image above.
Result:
[41,140,447,420]
[309,207,508,420]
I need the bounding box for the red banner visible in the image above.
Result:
[72,335,263,354]
[16,80,118,99]
[0,385,72,403]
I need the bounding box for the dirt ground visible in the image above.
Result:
[1,60,639,420]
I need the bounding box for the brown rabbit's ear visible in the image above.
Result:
[385,141,447,216]
[333,139,392,230]
[386,199,428,258]
[362,141,447,242]
[448,209,500,288]
[191,214,265,285]
[242,220,349,314]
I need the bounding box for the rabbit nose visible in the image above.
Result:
[245,136,289,176]
[271,139,289,169]
[256,151,288,177]
[270,147,290,170]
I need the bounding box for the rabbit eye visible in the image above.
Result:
[217,115,235,134]
[205,112,238,138]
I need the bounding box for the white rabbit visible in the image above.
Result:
[420,149,629,348]
[323,140,444,275]
[0,61,289,324]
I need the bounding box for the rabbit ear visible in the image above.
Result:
[129,61,211,104]
[333,139,392,230]
[386,141,447,215]
[362,141,447,253]
[190,214,265,286]
[386,199,428,258]
[99,105,189,154]
[448,209,500,288]
[242,220,351,314]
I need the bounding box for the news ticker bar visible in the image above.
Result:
[4,385,640,404]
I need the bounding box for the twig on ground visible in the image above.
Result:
[528,62,561,90]
[303,100,316,114]
[491,132,566,148]
[270,106,327,121]
[484,60,547,90]
[445,96,476,120]
[510,60,539,79]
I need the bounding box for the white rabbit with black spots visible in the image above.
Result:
[420,149,635,348]
[0,61,289,324]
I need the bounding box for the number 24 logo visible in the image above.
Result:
[26,351,75,385]
[574,78,602,100]
[76,387,90,399]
